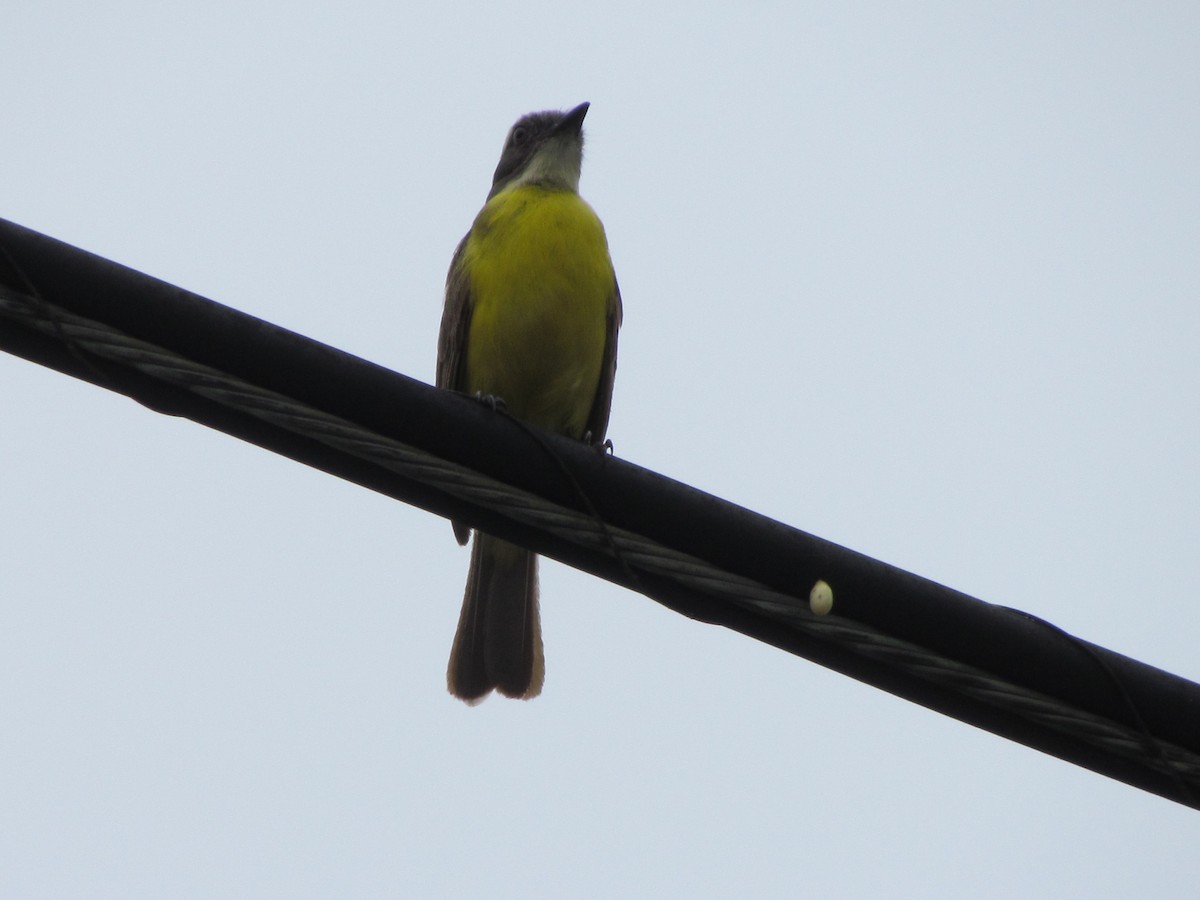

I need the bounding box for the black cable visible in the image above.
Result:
[2,215,1198,810]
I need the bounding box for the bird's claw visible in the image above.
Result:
[583,431,615,456]
[472,391,507,413]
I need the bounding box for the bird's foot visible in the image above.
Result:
[583,431,615,456]
[472,391,507,413]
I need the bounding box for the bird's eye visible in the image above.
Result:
[511,126,529,146]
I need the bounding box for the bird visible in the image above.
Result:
[436,101,622,703]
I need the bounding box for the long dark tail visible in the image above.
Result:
[447,533,544,703]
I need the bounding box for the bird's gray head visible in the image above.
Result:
[488,102,589,198]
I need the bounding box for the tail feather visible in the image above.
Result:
[447,533,543,703]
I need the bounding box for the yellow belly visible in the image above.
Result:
[462,185,614,437]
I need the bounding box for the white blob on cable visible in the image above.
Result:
[809,580,834,616]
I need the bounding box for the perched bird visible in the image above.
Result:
[436,102,622,703]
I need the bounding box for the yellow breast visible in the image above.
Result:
[462,185,615,437]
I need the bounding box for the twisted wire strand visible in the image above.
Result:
[4,285,1197,795]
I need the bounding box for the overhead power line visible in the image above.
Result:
[2,216,1198,810]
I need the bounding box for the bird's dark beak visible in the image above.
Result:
[553,101,590,136]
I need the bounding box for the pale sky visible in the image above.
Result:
[3,3,1199,897]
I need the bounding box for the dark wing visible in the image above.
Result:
[584,276,623,443]
[437,232,474,546]
[437,233,472,393]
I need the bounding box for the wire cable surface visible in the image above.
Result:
[2,216,1198,810]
